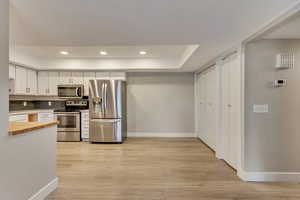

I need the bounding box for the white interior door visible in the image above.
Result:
[196,67,218,151]
[222,60,231,165]
[207,68,217,150]
[222,54,240,169]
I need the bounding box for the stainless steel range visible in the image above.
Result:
[55,99,88,142]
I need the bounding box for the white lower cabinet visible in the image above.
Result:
[81,110,89,140]
[38,112,54,122]
[9,114,28,122]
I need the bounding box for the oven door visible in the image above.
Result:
[56,113,80,132]
[58,85,83,98]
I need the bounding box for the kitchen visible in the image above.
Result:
[8,68,193,143]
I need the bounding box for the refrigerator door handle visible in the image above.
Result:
[104,83,108,114]
[92,119,121,123]
[101,83,105,115]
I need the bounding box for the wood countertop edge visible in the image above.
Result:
[9,121,58,136]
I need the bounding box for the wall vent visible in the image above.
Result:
[276,53,294,69]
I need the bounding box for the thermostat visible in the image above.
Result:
[274,79,287,87]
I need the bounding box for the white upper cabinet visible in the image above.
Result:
[38,71,49,95]
[14,66,37,95]
[59,72,72,84]
[38,71,59,96]
[12,69,126,96]
[96,72,126,80]
[9,64,16,80]
[59,71,84,85]
[83,72,96,96]
[27,69,37,95]
[110,72,126,80]
[15,66,28,95]
[49,72,59,96]
[71,72,84,85]
[95,72,110,79]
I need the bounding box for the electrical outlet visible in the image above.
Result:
[23,101,27,107]
[48,101,52,106]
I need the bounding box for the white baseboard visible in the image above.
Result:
[128,132,196,138]
[238,170,300,182]
[28,177,58,200]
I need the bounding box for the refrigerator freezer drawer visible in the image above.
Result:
[90,119,122,143]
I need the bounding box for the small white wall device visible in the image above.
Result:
[274,79,287,87]
[276,53,294,69]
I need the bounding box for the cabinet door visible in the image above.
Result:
[81,111,89,139]
[9,114,28,122]
[27,69,37,95]
[15,66,27,95]
[49,72,59,95]
[38,71,49,95]
[72,72,84,84]
[110,72,126,80]
[96,72,110,80]
[9,64,16,80]
[59,72,72,84]
[83,72,95,96]
[38,112,54,122]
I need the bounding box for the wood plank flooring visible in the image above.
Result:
[47,138,300,200]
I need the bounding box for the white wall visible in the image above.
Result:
[0,2,57,199]
[245,39,300,172]
[127,72,195,137]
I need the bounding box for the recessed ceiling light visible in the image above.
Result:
[60,51,69,55]
[100,51,108,55]
[139,51,147,55]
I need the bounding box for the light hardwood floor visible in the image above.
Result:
[48,138,300,200]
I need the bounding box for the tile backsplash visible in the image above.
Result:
[9,100,65,111]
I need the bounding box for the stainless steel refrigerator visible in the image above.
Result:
[89,80,127,143]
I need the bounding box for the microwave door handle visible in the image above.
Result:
[77,87,81,97]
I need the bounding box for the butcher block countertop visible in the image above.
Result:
[9,121,58,135]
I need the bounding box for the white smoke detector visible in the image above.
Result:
[276,53,294,69]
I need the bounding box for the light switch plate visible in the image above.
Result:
[253,104,269,113]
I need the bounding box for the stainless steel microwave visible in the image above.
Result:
[57,85,84,98]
